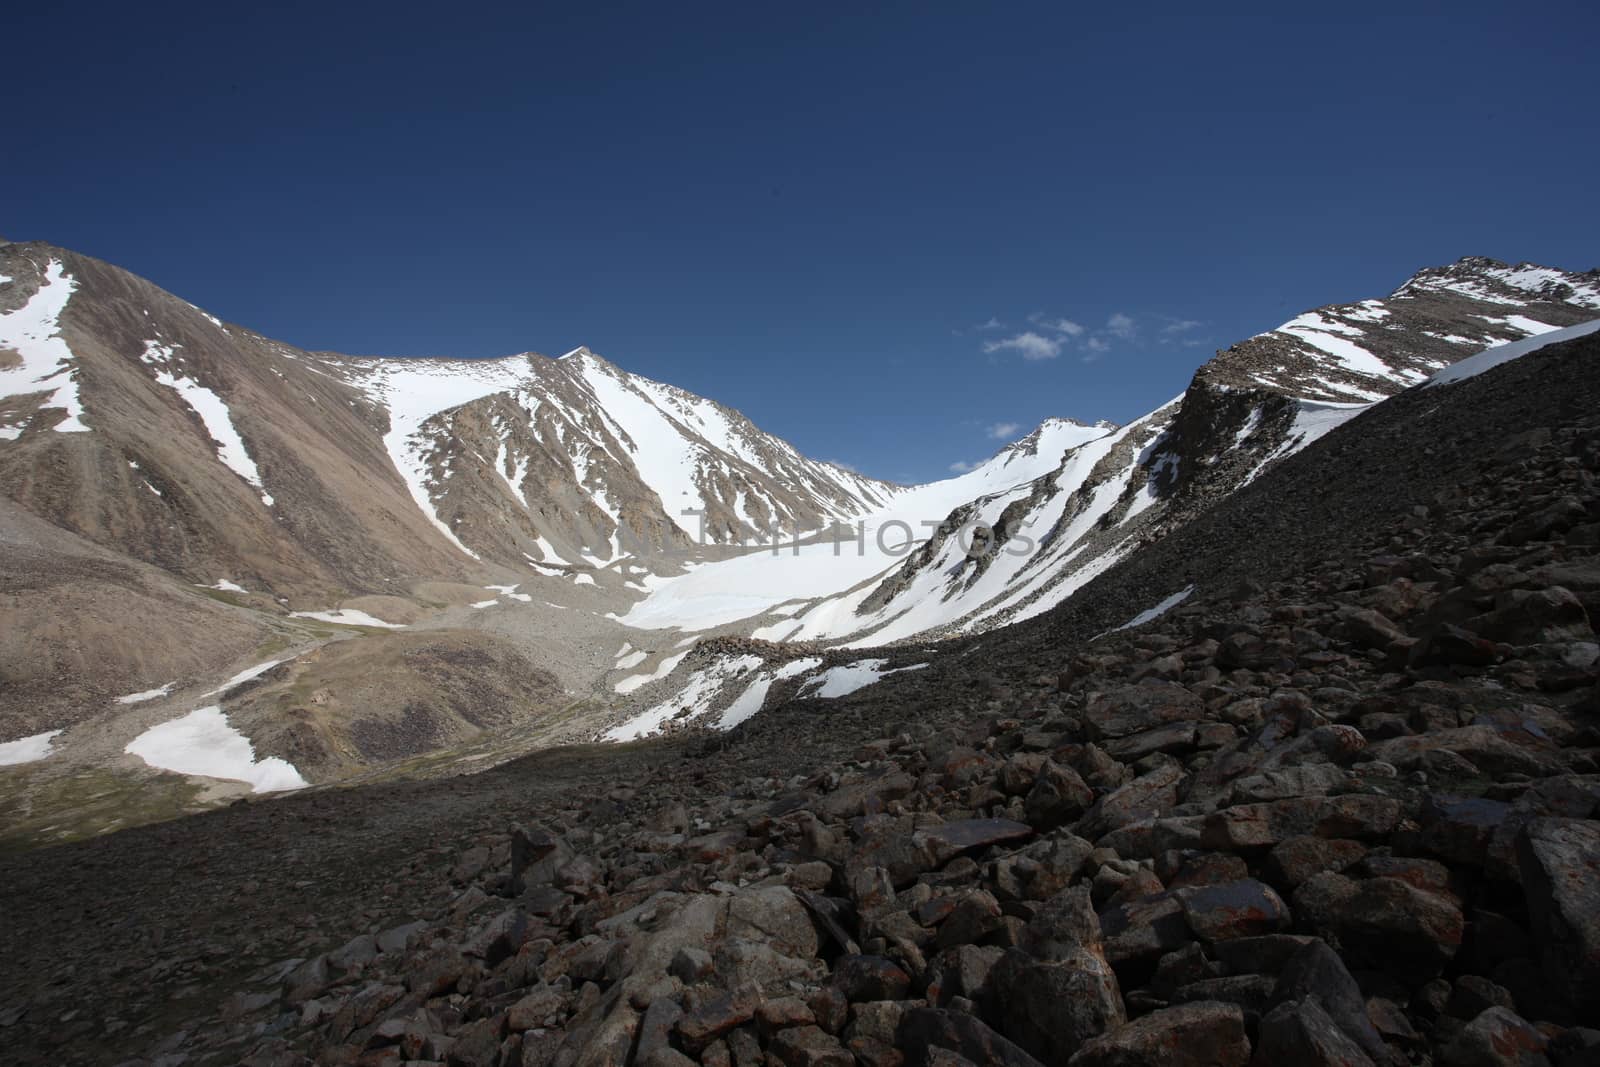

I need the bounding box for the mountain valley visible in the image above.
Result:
[1,240,1599,1067]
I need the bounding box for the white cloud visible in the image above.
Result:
[974,317,1004,331]
[1106,312,1136,339]
[983,331,1061,361]
[949,460,980,473]
[1162,319,1202,334]
[1028,313,1085,336]
[987,421,1020,440]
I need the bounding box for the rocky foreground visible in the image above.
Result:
[4,340,1600,1066]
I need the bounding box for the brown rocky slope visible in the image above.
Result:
[0,326,1597,1063]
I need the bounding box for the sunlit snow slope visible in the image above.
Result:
[617,257,1600,647]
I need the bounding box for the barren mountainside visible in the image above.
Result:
[1,243,1596,836]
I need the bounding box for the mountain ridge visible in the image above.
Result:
[2,240,1597,820]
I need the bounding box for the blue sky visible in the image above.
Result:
[8,3,1598,483]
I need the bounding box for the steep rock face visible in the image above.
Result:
[1145,260,1600,532]
[1204,257,1600,402]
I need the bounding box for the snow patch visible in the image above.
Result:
[613,651,691,694]
[606,655,764,740]
[1112,586,1196,632]
[0,729,63,766]
[0,259,90,432]
[718,676,774,729]
[289,609,406,629]
[1426,319,1600,389]
[203,659,286,697]
[143,342,269,503]
[1275,312,1391,378]
[125,707,307,793]
[117,684,174,705]
[802,659,928,699]
[714,655,825,730]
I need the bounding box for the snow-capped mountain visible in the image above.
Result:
[615,257,1600,656]
[0,241,898,601]
[345,346,901,568]
[3,240,1596,768]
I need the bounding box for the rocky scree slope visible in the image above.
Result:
[2,327,1598,1064]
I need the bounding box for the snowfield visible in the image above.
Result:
[117,684,175,705]
[143,341,272,505]
[124,707,308,793]
[0,259,90,434]
[605,654,764,741]
[1426,319,1600,388]
[802,659,929,699]
[288,609,406,629]
[0,729,64,766]
[717,656,823,730]
[613,650,691,694]
[202,659,286,697]
[1112,586,1196,632]
[366,357,530,559]
[617,417,1124,638]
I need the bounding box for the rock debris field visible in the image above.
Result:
[2,334,1599,1066]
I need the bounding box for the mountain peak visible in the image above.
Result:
[1391,257,1600,308]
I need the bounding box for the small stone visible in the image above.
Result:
[831,955,912,1002]
[899,1007,1047,1067]
[991,888,1125,1062]
[1445,975,1516,1021]
[1268,940,1387,1062]
[915,819,1035,868]
[768,1024,854,1067]
[634,997,684,1063]
[1292,873,1462,983]
[1024,762,1095,831]
[1263,837,1367,890]
[1441,1006,1550,1067]
[1067,1000,1251,1067]
[677,984,762,1052]
[1517,817,1600,1013]
[670,946,715,984]
[758,996,817,1032]
[1253,997,1375,1066]
[1174,879,1289,942]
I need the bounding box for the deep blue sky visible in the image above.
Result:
[8,3,1597,483]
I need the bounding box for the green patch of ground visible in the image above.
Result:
[0,765,210,853]
[252,632,299,659]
